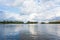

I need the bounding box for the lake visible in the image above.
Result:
[0,24,60,40]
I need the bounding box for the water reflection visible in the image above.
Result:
[0,24,60,40]
[28,24,38,35]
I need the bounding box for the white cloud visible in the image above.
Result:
[0,11,29,22]
[0,0,60,22]
[5,12,23,21]
[0,0,25,7]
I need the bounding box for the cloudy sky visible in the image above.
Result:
[0,0,60,22]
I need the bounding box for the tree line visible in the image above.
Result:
[0,20,60,24]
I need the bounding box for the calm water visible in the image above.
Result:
[0,24,60,40]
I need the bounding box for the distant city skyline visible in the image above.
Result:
[0,0,60,23]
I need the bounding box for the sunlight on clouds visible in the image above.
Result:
[21,0,38,14]
[29,13,37,21]
[54,7,60,17]
[0,0,60,22]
